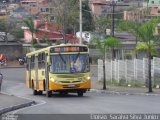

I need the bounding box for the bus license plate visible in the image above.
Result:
[68,84,75,87]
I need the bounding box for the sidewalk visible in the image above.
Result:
[0,93,35,115]
[0,61,24,69]
[91,80,160,96]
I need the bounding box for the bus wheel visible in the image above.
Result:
[60,91,68,95]
[38,91,43,95]
[32,80,38,95]
[46,90,52,97]
[77,91,83,97]
[33,89,38,95]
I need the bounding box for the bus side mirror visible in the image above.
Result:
[0,73,3,81]
[47,64,51,72]
[89,57,92,64]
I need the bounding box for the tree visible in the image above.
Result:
[119,18,160,92]
[135,42,157,57]
[118,20,141,46]
[104,37,121,60]
[12,27,24,41]
[49,0,94,35]
[95,17,112,35]
[82,0,95,31]
[23,17,44,47]
[91,37,121,89]
[23,17,37,46]
[0,19,15,43]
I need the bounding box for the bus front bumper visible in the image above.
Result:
[49,80,91,91]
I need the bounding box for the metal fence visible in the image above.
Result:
[98,57,160,86]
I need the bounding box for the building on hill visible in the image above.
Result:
[89,0,143,19]
[124,7,149,22]
[20,0,50,16]
[0,3,9,19]
[22,20,79,45]
[143,0,160,15]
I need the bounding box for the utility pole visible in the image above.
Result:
[112,2,115,37]
[110,1,129,37]
[63,1,66,44]
[80,0,82,44]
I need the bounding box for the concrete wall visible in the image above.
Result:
[0,43,23,60]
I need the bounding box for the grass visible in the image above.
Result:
[153,79,160,88]
[98,79,146,88]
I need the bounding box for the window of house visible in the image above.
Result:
[46,8,49,12]
[32,5,36,7]
[41,8,45,12]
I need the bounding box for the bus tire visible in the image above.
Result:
[43,80,46,91]
[33,89,38,95]
[32,80,38,95]
[46,90,52,97]
[77,91,83,97]
[38,91,43,95]
[60,91,68,95]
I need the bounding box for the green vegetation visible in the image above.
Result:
[50,0,94,34]
[23,17,37,46]
[98,80,145,88]
[91,36,121,90]
[0,19,15,43]
[118,18,160,92]
[23,17,45,48]
[12,28,24,41]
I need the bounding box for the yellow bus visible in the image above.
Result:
[26,44,91,97]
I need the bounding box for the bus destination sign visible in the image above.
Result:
[50,46,88,53]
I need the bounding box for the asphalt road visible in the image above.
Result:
[1,68,160,115]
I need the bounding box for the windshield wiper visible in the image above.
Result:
[58,53,66,64]
[73,52,80,64]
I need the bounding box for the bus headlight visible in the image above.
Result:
[50,78,60,83]
[81,76,90,83]
[50,78,55,82]
[87,76,91,80]
[54,80,61,84]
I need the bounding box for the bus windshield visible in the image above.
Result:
[50,54,90,74]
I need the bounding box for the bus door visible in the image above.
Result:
[27,57,32,88]
[45,53,49,92]
[35,55,39,90]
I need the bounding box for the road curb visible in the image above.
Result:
[0,100,36,115]
[90,89,160,96]
[0,66,24,69]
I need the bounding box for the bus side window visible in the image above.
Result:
[38,53,45,69]
[42,53,45,69]
[31,55,35,69]
[38,53,42,69]
[26,57,29,70]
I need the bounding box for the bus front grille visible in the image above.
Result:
[60,80,81,83]
[56,74,84,78]
[62,84,80,88]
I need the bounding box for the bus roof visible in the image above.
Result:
[26,44,88,56]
